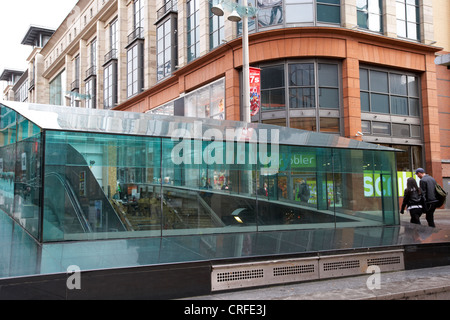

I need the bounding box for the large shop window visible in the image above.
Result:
[254,60,341,134]
[149,78,225,120]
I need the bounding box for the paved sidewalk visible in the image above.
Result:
[186,209,450,300]
[187,265,450,300]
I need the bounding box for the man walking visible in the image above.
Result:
[415,168,438,227]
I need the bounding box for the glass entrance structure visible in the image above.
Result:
[0,101,399,243]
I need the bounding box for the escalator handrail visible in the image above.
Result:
[45,172,92,233]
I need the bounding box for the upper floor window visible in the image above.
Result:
[110,19,118,52]
[239,0,340,35]
[396,0,420,40]
[209,0,224,50]
[157,14,178,81]
[187,0,200,62]
[134,0,144,30]
[360,67,420,117]
[357,0,382,32]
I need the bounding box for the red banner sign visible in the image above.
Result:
[249,67,261,117]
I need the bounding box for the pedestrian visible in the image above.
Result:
[400,177,424,225]
[415,168,438,227]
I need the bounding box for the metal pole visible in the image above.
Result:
[242,13,250,123]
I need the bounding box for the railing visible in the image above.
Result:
[128,27,144,45]
[157,0,178,20]
[71,79,80,91]
[104,49,118,64]
[85,66,96,79]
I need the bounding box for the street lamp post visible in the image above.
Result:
[211,1,255,123]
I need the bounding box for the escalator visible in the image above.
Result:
[43,143,127,241]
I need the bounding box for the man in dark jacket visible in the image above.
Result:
[415,168,438,227]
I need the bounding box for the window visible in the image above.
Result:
[134,0,144,30]
[85,78,96,109]
[209,0,224,50]
[157,15,177,81]
[90,39,97,69]
[187,0,200,62]
[110,19,118,53]
[104,19,118,109]
[127,43,144,98]
[357,0,382,32]
[243,0,341,33]
[396,0,420,40]
[104,63,117,109]
[262,65,285,111]
[49,70,66,106]
[184,78,225,120]
[360,67,420,116]
[255,60,341,133]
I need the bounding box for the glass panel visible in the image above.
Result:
[318,64,338,87]
[289,88,315,109]
[319,88,339,109]
[390,74,407,95]
[408,76,419,97]
[317,4,340,23]
[43,131,162,242]
[370,93,389,113]
[290,117,316,131]
[258,0,283,27]
[286,4,313,23]
[411,125,421,138]
[360,69,369,91]
[391,96,408,115]
[392,123,410,137]
[262,65,285,89]
[409,98,420,116]
[370,70,388,93]
[262,118,287,127]
[360,92,370,112]
[289,63,314,87]
[361,120,371,134]
[372,122,390,135]
[319,118,340,133]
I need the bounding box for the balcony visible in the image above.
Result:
[157,0,178,21]
[71,79,80,91]
[104,49,118,65]
[85,66,96,81]
[127,27,144,46]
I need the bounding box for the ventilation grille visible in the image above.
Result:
[368,256,401,266]
[216,269,264,283]
[323,260,360,271]
[211,250,404,292]
[273,264,316,277]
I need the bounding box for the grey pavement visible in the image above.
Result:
[187,208,450,300]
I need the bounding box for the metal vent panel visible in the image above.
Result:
[212,250,404,292]
[212,258,319,291]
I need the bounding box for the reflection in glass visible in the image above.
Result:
[0,103,400,243]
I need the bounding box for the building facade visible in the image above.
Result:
[2,0,449,205]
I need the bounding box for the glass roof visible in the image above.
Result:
[1,101,398,151]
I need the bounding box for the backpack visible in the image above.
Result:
[435,183,448,208]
